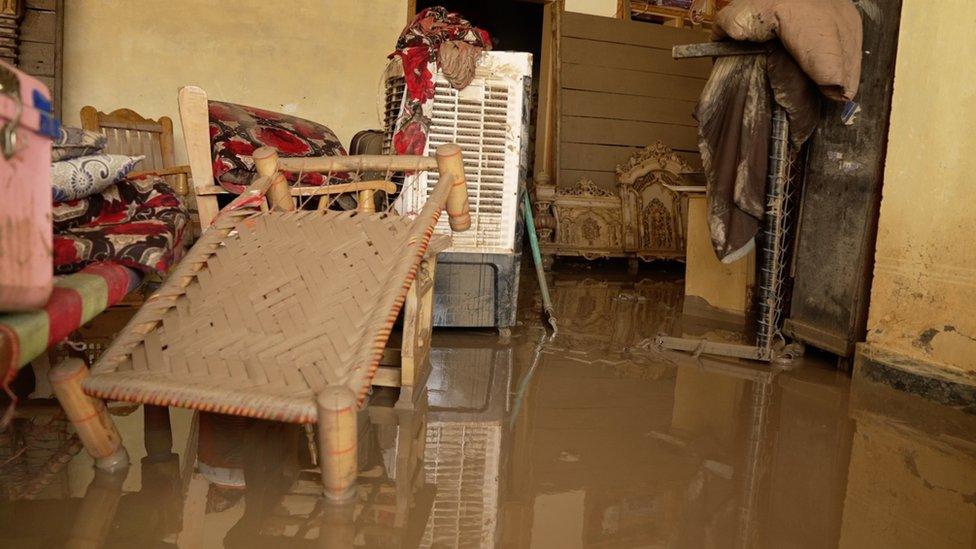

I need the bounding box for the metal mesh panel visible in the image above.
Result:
[756,106,800,356]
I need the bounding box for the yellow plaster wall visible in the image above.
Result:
[865,1,976,375]
[62,0,406,163]
[684,195,755,314]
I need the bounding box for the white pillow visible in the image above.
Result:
[52,154,144,202]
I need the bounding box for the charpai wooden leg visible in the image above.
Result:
[49,358,129,473]
[398,258,435,410]
[317,386,358,503]
[393,390,428,527]
[143,405,174,462]
[65,468,127,549]
[317,501,356,548]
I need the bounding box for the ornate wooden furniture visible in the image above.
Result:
[49,143,470,504]
[535,142,694,268]
[80,106,192,200]
[550,275,683,349]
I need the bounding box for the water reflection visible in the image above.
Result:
[0,268,973,548]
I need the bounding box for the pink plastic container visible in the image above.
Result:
[0,61,58,311]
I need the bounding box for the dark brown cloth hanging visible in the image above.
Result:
[695,47,820,262]
[696,0,861,261]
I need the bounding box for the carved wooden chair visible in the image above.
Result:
[79,106,192,199]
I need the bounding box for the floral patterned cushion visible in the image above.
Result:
[52,126,107,161]
[208,101,349,194]
[51,154,144,202]
[52,176,189,275]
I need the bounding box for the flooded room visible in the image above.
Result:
[0,0,973,547]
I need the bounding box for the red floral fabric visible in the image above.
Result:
[389,7,491,155]
[52,176,189,275]
[208,101,349,194]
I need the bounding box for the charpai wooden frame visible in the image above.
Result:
[177,85,403,233]
[49,143,470,503]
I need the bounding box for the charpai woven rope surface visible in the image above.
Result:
[84,165,457,423]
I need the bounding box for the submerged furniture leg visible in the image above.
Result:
[318,502,356,548]
[317,386,358,503]
[65,468,128,549]
[398,258,435,409]
[143,404,174,462]
[49,358,129,473]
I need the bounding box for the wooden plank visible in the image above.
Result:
[560,143,699,173]
[561,89,697,126]
[672,41,771,59]
[18,41,54,76]
[561,116,700,150]
[657,336,765,360]
[52,0,63,119]
[372,366,401,387]
[562,63,705,102]
[787,0,904,357]
[26,0,57,10]
[35,75,54,91]
[563,11,709,50]
[562,37,712,79]
[560,143,639,172]
[533,1,556,181]
[559,169,617,190]
[20,9,56,44]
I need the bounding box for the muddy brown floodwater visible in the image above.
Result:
[0,265,974,548]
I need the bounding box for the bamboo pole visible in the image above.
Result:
[195,180,398,197]
[317,386,358,503]
[278,154,437,174]
[533,0,557,184]
[49,359,129,473]
[253,146,293,212]
[357,189,376,213]
[435,144,471,232]
[143,405,173,462]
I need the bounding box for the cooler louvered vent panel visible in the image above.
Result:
[420,421,502,549]
[392,52,531,254]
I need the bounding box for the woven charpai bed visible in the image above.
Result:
[50,144,470,501]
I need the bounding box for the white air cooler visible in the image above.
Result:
[385,51,532,329]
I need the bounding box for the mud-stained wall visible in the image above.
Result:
[61,0,404,163]
[865,1,976,376]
